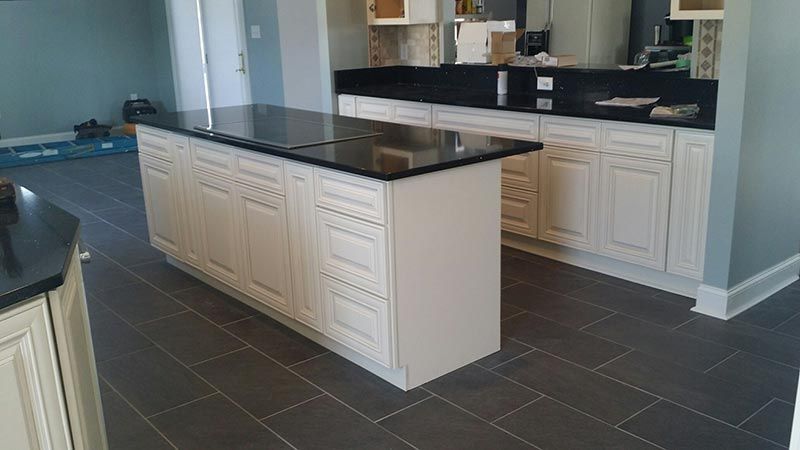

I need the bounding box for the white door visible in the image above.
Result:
[140,155,184,258]
[193,172,243,287]
[199,0,251,108]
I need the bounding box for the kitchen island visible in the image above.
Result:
[133,104,543,390]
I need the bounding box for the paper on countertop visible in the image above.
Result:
[619,64,648,71]
[595,97,661,107]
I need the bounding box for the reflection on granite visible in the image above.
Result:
[133,104,543,181]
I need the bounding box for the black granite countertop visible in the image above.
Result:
[0,186,80,310]
[133,104,543,181]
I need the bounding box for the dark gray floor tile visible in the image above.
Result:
[598,351,772,425]
[502,276,519,288]
[93,205,149,241]
[585,314,737,371]
[503,282,613,328]
[151,394,289,449]
[502,257,596,294]
[99,377,113,394]
[653,291,697,308]
[225,315,327,366]
[80,251,140,294]
[501,302,524,320]
[52,183,126,211]
[474,337,532,370]
[97,282,186,325]
[708,352,799,404]
[424,364,540,422]
[736,288,800,329]
[503,313,629,368]
[99,347,215,417]
[101,391,172,450]
[678,316,800,368]
[621,400,784,450]
[572,283,696,328]
[497,397,657,450]
[740,400,794,447]
[292,352,428,420]
[99,181,146,211]
[128,260,202,293]
[266,395,411,449]
[561,266,663,296]
[173,285,258,326]
[87,300,153,362]
[776,313,800,338]
[81,222,163,267]
[495,350,656,425]
[138,311,245,366]
[193,348,321,419]
[379,397,530,449]
[46,195,102,224]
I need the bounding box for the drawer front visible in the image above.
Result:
[393,101,432,127]
[501,152,539,191]
[356,97,393,122]
[191,139,235,177]
[234,150,284,194]
[338,95,356,117]
[317,210,388,299]
[321,275,393,367]
[432,105,539,141]
[501,187,538,238]
[315,169,387,224]
[602,123,674,161]
[540,117,601,150]
[137,126,172,162]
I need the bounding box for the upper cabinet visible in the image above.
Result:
[670,0,724,20]
[367,0,438,25]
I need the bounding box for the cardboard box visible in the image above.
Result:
[543,54,578,67]
[490,31,516,54]
[491,53,516,65]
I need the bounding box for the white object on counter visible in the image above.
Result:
[595,97,661,107]
[457,22,489,64]
[497,67,508,95]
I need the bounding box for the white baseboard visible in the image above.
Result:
[694,254,800,320]
[0,131,76,148]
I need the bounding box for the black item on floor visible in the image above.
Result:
[0,177,15,205]
[123,99,158,122]
[74,119,111,140]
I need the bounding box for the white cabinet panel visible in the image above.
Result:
[234,151,284,195]
[501,152,539,192]
[285,163,324,331]
[173,135,204,269]
[315,169,387,225]
[236,185,294,317]
[538,148,600,252]
[366,0,438,26]
[540,116,601,150]
[137,126,173,162]
[502,187,538,238]
[392,101,432,127]
[356,97,393,122]
[140,155,183,258]
[668,131,715,280]
[598,155,672,269]
[317,210,389,299]
[602,123,674,161]
[191,139,236,177]
[338,95,356,117]
[321,276,393,367]
[193,172,242,287]
[432,105,540,141]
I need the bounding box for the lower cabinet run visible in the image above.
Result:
[137,126,502,391]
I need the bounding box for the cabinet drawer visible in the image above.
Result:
[321,275,393,367]
[315,169,387,224]
[137,126,172,162]
[432,105,539,141]
[338,95,356,117]
[602,123,674,161]
[501,187,538,238]
[234,150,284,195]
[317,210,389,299]
[540,117,601,150]
[191,139,235,177]
[393,101,432,127]
[356,97,393,122]
[501,152,539,191]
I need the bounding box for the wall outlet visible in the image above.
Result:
[130,93,138,101]
[400,43,409,61]
[250,25,262,39]
[537,77,554,91]
[536,98,553,110]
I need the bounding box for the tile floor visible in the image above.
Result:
[3,153,799,449]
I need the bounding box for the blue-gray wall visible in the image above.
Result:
[243,0,284,106]
[0,0,175,140]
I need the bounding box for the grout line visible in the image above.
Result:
[134,310,190,327]
[703,350,740,374]
[501,280,521,290]
[480,347,536,371]
[579,312,617,331]
[490,395,544,424]
[146,392,220,419]
[671,315,701,331]
[736,398,776,428]
[500,309,527,322]
[219,314,259,328]
[95,344,155,365]
[592,349,634,371]
[286,351,332,368]
[188,346,250,368]
[259,393,328,421]
[771,310,800,332]
[615,398,661,427]
[374,395,435,423]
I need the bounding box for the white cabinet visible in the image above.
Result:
[668,131,715,280]
[598,156,672,270]
[193,172,243,288]
[338,95,356,117]
[140,155,184,258]
[173,135,204,269]
[501,153,539,192]
[540,116,601,151]
[501,187,539,238]
[0,298,72,450]
[538,148,600,252]
[366,0,438,25]
[670,0,724,20]
[433,105,540,142]
[355,97,432,127]
[236,185,294,317]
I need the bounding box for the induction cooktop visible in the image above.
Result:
[195,116,382,149]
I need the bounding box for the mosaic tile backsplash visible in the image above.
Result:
[369,24,440,67]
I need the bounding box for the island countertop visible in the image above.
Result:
[0,186,80,309]
[132,104,544,181]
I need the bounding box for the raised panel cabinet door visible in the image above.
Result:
[501,187,538,238]
[501,152,539,191]
[598,155,672,270]
[355,97,393,122]
[538,147,600,252]
[193,171,243,288]
[338,95,356,117]
[432,105,540,141]
[284,163,323,331]
[174,135,204,269]
[140,155,183,258]
[668,131,715,280]
[236,185,294,317]
[392,101,432,127]
[0,297,71,450]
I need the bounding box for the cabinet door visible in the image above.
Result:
[501,152,539,192]
[501,187,538,238]
[538,147,600,252]
[393,101,432,127]
[285,163,324,331]
[174,136,204,269]
[0,298,71,450]
[193,172,242,287]
[140,155,184,258]
[338,95,356,117]
[598,155,672,270]
[236,185,294,317]
[356,97,393,122]
[668,132,715,280]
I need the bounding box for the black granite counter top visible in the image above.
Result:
[0,187,80,310]
[133,104,543,181]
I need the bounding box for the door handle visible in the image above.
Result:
[235,52,246,74]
